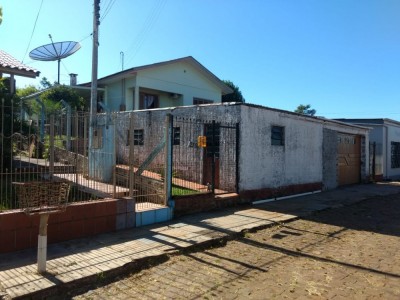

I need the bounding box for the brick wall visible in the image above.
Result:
[0,198,135,254]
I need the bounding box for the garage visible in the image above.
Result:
[337,133,361,185]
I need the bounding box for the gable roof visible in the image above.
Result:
[81,56,233,95]
[0,50,40,78]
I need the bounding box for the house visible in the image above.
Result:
[80,56,233,111]
[336,118,400,181]
[102,103,370,202]
[0,49,40,93]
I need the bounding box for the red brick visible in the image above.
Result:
[15,228,33,250]
[0,230,16,253]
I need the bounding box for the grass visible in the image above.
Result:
[172,184,199,196]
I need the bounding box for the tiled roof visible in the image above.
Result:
[0,49,40,78]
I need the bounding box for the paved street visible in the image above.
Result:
[70,193,400,299]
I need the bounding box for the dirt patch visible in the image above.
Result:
[70,194,400,299]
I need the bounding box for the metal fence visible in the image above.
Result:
[1,101,239,212]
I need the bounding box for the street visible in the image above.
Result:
[69,193,400,299]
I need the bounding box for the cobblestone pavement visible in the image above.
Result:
[69,194,400,299]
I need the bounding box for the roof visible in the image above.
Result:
[0,50,40,78]
[335,118,400,127]
[80,56,233,95]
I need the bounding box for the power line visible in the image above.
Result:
[100,0,117,23]
[124,0,167,67]
[22,0,44,63]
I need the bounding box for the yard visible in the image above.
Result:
[68,193,400,299]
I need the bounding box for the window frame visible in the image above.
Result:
[391,141,400,168]
[133,129,144,146]
[271,125,285,146]
[193,97,214,105]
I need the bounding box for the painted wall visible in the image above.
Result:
[239,106,323,191]
[322,128,338,190]
[136,62,222,106]
[386,123,400,179]
[104,61,223,112]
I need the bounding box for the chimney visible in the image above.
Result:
[69,73,78,86]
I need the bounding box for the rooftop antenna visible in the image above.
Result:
[120,51,124,71]
[29,35,81,84]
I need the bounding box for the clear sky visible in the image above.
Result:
[0,0,399,119]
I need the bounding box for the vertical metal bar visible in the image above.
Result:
[113,113,117,198]
[164,114,173,206]
[129,113,135,197]
[235,122,240,194]
[74,112,79,195]
[372,142,376,180]
[211,120,216,194]
[49,115,55,179]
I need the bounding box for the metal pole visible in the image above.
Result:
[211,120,216,194]
[37,213,50,273]
[164,114,173,205]
[49,115,55,179]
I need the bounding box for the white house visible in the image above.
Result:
[81,56,233,112]
[336,118,400,181]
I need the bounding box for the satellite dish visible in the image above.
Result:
[29,35,81,84]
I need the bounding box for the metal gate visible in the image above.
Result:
[172,117,239,195]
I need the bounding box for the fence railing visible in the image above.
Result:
[1,103,239,212]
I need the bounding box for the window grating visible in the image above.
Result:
[391,142,400,168]
[271,126,284,146]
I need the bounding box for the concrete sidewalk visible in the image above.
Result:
[1,183,400,299]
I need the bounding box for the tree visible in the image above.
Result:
[37,85,86,114]
[0,6,3,25]
[222,80,245,103]
[295,104,316,116]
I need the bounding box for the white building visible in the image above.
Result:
[336,118,400,181]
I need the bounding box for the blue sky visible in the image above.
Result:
[0,0,399,119]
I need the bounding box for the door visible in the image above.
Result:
[203,123,220,189]
[337,134,361,185]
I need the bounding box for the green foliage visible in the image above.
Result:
[294,104,316,116]
[0,78,32,168]
[16,85,38,98]
[29,84,87,115]
[40,77,53,89]
[0,6,3,25]
[222,80,245,103]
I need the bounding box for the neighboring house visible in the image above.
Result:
[0,49,40,93]
[336,118,400,181]
[97,103,370,200]
[80,56,233,112]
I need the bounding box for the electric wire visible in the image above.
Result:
[100,0,117,23]
[22,0,44,63]
[123,0,167,68]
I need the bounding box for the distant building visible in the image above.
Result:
[336,118,400,181]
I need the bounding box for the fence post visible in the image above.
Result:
[211,120,216,194]
[49,115,55,179]
[164,114,173,206]
[129,113,135,197]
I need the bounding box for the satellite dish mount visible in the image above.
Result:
[29,35,81,84]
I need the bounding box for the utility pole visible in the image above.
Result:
[89,0,100,176]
